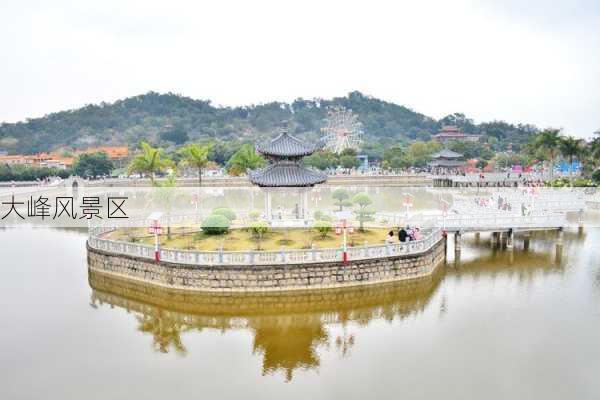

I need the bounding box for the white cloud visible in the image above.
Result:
[0,0,599,137]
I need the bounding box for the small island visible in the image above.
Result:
[87,126,445,292]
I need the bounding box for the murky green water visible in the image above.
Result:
[1,227,599,399]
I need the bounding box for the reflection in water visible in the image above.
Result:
[88,233,570,381]
[89,269,443,381]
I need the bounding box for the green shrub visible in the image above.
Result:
[212,207,236,221]
[201,214,231,235]
[250,221,269,238]
[593,170,600,185]
[314,220,333,238]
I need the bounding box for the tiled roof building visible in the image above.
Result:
[249,129,326,188]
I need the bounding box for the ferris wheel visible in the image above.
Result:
[321,106,363,154]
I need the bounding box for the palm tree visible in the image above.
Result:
[559,136,583,182]
[179,143,211,186]
[226,144,266,176]
[589,135,600,169]
[533,129,561,179]
[128,141,170,182]
[153,172,178,239]
[137,309,188,355]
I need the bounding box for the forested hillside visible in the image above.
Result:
[0,91,537,156]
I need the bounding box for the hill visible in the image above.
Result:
[0,91,538,156]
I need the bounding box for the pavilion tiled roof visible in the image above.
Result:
[248,162,327,187]
[256,130,324,157]
[431,149,464,159]
[428,159,466,167]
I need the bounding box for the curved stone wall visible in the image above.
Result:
[87,236,446,292]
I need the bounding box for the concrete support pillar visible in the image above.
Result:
[556,227,564,247]
[491,231,499,245]
[555,228,564,264]
[506,229,514,251]
[578,210,584,235]
[523,231,531,251]
[499,231,507,246]
[474,232,480,243]
[454,231,461,253]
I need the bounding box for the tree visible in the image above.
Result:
[72,152,114,178]
[152,172,178,239]
[559,136,584,182]
[408,141,442,167]
[382,146,409,170]
[226,144,266,176]
[476,159,487,170]
[340,154,360,169]
[304,150,338,170]
[589,136,600,169]
[250,221,269,250]
[332,188,351,211]
[128,141,171,181]
[592,169,600,185]
[352,192,375,231]
[160,125,189,145]
[179,143,211,186]
[530,129,561,178]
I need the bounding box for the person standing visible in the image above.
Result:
[398,227,408,242]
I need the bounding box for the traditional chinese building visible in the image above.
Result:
[249,126,326,221]
[429,149,466,174]
[432,126,480,143]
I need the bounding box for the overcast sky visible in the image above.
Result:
[1,0,599,138]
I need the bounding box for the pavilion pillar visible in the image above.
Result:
[264,190,273,220]
[302,189,309,220]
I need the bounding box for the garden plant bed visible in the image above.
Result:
[105,226,393,251]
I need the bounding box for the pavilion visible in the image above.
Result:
[429,149,466,174]
[248,126,327,221]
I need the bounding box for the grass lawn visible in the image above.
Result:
[106,226,392,251]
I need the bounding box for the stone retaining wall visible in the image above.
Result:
[87,237,446,292]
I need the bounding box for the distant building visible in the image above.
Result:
[0,155,34,166]
[429,149,466,174]
[79,146,129,168]
[432,126,480,143]
[81,146,129,160]
[0,145,127,170]
[39,159,70,170]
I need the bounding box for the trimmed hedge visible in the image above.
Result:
[201,214,231,235]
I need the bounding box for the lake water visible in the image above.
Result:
[1,227,599,399]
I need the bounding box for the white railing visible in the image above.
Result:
[88,226,443,266]
[376,211,570,231]
[439,214,568,230]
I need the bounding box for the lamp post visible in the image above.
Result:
[441,199,449,231]
[148,212,163,263]
[335,210,353,265]
[403,193,413,223]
